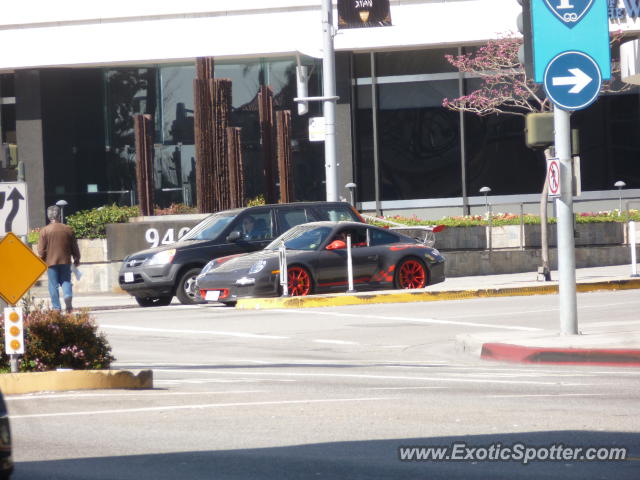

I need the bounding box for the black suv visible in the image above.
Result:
[119,202,364,306]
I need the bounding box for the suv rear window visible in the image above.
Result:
[311,206,361,222]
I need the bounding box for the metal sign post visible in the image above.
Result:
[346,234,355,293]
[528,0,610,336]
[279,242,289,297]
[630,221,639,278]
[554,108,578,335]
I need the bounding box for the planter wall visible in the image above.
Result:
[436,222,630,251]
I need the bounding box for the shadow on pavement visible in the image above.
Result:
[13,430,639,480]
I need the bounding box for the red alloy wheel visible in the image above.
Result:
[287,266,312,296]
[397,259,427,289]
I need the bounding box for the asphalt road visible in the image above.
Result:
[7,290,640,479]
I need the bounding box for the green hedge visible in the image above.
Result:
[66,204,140,239]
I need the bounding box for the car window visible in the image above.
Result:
[266,225,332,251]
[179,213,235,241]
[312,206,361,222]
[231,211,274,241]
[276,208,310,232]
[369,228,401,246]
[330,227,368,247]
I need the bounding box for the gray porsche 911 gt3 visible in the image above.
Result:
[196,221,445,305]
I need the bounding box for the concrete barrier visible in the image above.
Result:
[0,369,153,395]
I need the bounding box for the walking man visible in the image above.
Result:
[37,205,81,313]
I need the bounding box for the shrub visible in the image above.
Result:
[246,194,266,207]
[154,203,198,216]
[66,204,140,239]
[0,301,115,372]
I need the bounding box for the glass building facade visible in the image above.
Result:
[1,47,639,218]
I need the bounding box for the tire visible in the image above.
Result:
[135,295,172,307]
[175,267,206,305]
[394,257,428,290]
[287,266,313,296]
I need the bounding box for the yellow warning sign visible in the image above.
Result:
[0,232,47,305]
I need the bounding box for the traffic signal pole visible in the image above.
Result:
[554,107,578,335]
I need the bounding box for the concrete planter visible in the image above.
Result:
[437,222,629,251]
[436,226,487,250]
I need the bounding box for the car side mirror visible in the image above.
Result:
[226,230,241,242]
[326,240,346,250]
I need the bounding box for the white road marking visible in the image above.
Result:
[313,339,360,345]
[10,396,394,420]
[486,393,610,398]
[156,368,591,386]
[365,386,447,391]
[5,390,266,401]
[100,324,288,340]
[271,310,541,331]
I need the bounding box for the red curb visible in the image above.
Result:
[480,343,640,367]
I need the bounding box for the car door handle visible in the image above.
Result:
[367,255,378,261]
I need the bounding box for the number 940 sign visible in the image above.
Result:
[145,227,191,248]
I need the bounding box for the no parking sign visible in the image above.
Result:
[547,158,561,197]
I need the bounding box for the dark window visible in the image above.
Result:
[311,206,359,222]
[276,208,309,232]
[332,227,368,246]
[369,228,400,246]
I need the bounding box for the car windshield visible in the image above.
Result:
[179,213,235,242]
[266,225,333,251]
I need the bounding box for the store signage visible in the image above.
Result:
[609,0,640,20]
[337,0,392,29]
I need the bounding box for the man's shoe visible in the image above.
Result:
[64,297,73,313]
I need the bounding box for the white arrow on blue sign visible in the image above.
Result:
[543,51,602,110]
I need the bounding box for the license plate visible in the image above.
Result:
[205,290,220,301]
[124,272,134,283]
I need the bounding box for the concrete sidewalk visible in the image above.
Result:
[31,263,640,367]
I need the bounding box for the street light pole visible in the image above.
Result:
[614,180,626,215]
[321,0,339,202]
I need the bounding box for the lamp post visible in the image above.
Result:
[55,199,68,223]
[345,183,356,207]
[614,180,626,215]
[479,186,491,216]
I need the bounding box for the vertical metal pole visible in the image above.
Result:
[520,203,525,250]
[488,205,493,252]
[554,108,578,335]
[346,234,355,293]
[279,242,289,297]
[458,47,469,216]
[322,0,339,202]
[370,52,381,216]
[631,221,638,276]
[10,355,18,373]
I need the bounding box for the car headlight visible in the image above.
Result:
[199,260,216,276]
[248,260,266,274]
[146,249,176,266]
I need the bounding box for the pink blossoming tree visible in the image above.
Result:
[443,32,628,280]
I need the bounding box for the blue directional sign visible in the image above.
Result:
[543,51,602,110]
[531,0,610,84]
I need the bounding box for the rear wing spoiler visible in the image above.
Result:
[361,215,445,248]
